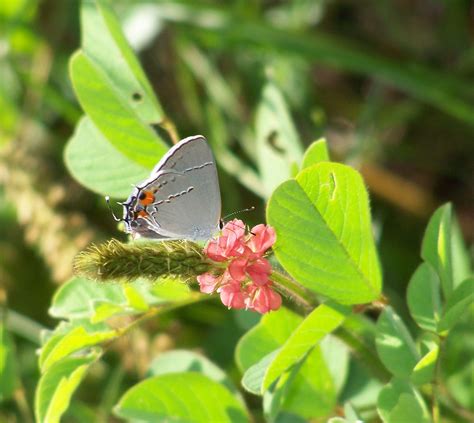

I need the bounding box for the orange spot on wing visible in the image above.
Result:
[139,190,155,205]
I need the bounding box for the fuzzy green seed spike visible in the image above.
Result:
[73,239,211,282]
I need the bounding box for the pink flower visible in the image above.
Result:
[248,224,276,257]
[246,283,282,314]
[218,279,247,309]
[204,219,247,261]
[197,220,281,314]
[197,273,220,294]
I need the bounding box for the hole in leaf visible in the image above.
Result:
[132,92,142,101]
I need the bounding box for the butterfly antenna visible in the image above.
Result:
[105,196,123,222]
[222,206,255,221]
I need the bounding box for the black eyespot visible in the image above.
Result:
[139,192,146,200]
[132,92,142,101]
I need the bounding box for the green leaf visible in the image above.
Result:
[236,307,302,372]
[237,308,338,418]
[421,203,454,298]
[148,350,243,403]
[123,285,149,312]
[438,277,474,333]
[242,350,280,395]
[376,307,420,378]
[35,353,99,423]
[69,50,167,168]
[407,263,442,332]
[65,116,150,198]
[39,326,115,372]
[301,138,329,169]
[80,0,164,123]
[256,81,303,197]
[0,324,17,401]
[262,301,350,392]
[320,335,350,394]
[267,162,382,304]
[377,379,431,423]
[275,346,337,419]
[50,277,187,322]
[451,215,472,288]
[114,372,248,422]
[411,344,439,386]
[49,277,126,320]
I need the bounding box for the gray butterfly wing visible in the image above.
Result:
[134,136,221,240]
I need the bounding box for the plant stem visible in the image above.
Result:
[270,270,318,313]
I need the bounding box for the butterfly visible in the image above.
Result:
[108,135,221,240]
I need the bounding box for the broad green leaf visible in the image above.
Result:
[411,344,439,386]
[421,203,454,298]
[115,372,248,422]
[375,307,419,378]
[256,81,303,197]
[377,379,431,423]
[237,308,338,418]
[262,301,350,392]
[0,324,17,401]
[438,277,474,333]
[407,263,442,332]
[242,350,280,395]
[236,307,302,372]
[69,50,166,168]
[65,116,150,198]
[35,353,99,423]
[148,350,243,403]
[267,162,382,304]
[276,346,336,419]
[39,326,115,372]
[301,138,329,169]
[50,277,186,322]
[81,0,164,123]
[49,277,126,320]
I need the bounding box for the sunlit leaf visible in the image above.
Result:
[262,301,350,392]
[421,203,454,298]
[35,353,99,423]
[236,307,302,372]
[301,138,329,169]
[411,344,439,386]
[268,162,382,304]
[65,116,150,198]
[39,326,115,372]
[80,0,164,123]
[148,350,243,403]
[115,372,249,422]
[69,50,167,168]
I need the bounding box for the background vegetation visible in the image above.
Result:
[1,0,473,422]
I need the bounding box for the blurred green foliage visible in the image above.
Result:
[0,0,473,422]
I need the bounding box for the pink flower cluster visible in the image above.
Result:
[197,219,281,314]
